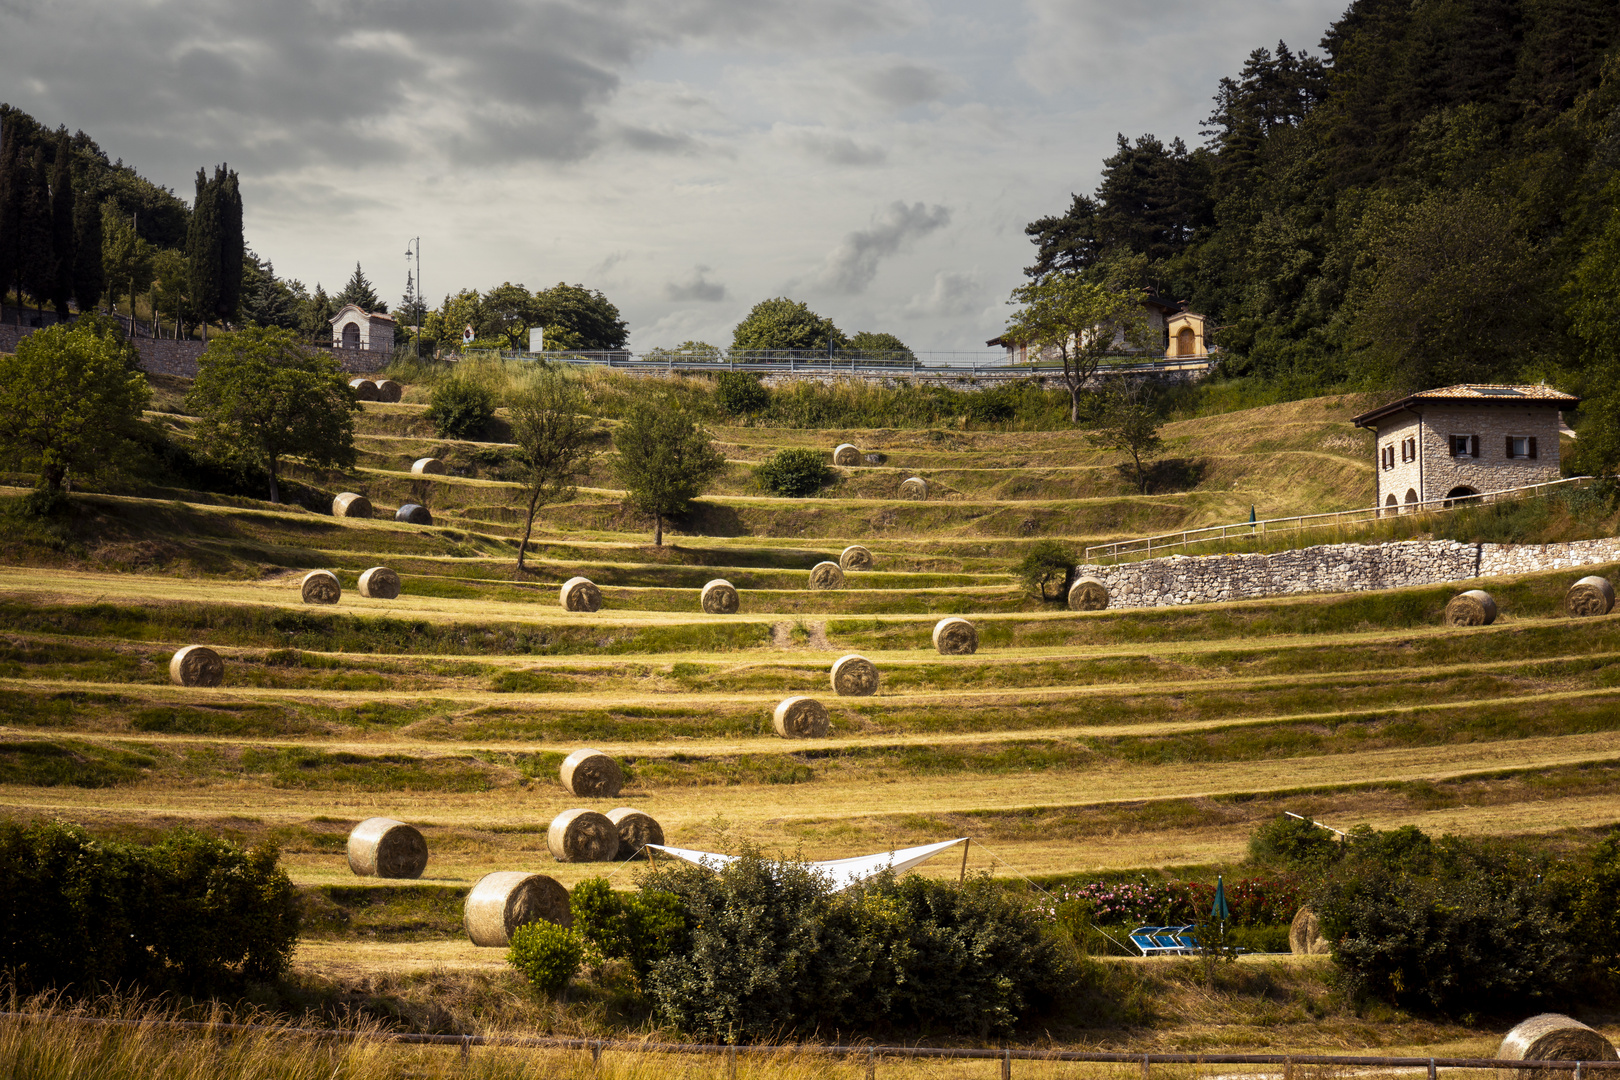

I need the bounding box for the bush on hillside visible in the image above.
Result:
[0,820,299,994]
[643,850,1075,1039]
[714,371,769,415]
[425,378,496,439]
[1247,814,1342,871]
[1017,540,1075,601]
[507,920,585,997]
[569,877,687,988]
[755,448,831,497]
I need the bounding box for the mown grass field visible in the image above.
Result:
[3,376,1619,1050]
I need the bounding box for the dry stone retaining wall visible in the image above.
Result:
[1077,536,1620,609]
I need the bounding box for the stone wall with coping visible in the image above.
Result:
[1077,536,1620,609]
[0,323,387,376]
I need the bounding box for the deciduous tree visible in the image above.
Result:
[1087,381,1164,493]
[508,373,596,576]
[731,297,845,352]
[612,400,725,546]
[186,326,358,504]
[532,282,626,350]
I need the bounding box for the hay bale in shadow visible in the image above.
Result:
[348,378,379,401]
[1566,576,1615,618]
[773,696,830,738]
[464,871,572,947]
[1445,589,1497,626]
[1068,577,1109,611]
[396,503,432,525]
[830,654,880,697]
[932,617,978,655]
[1497,1014,1618,1080]
[1288,907,1330,955]
[560,748,623,797]
[606,807,664,857]
[808,561,844,590]
[839,545,874,571]
[169,645,224,687]
[358,567,401,599]
[833,443,861,466]
[411,457,447,476]
[332,492,372,519]
[375,379,403,403]
[560,576,602,612]
[899,476,928,500]
[701,579,739,614]
[547,808,619,862]
[346,817,428,879]
[300,570,342,605]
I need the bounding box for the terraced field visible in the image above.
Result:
[4,381,1620,979]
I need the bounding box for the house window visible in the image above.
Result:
[1506,436,1538,460]
[1400,436,1417,462]
[1450,434,1477,458]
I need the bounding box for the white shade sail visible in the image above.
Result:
[645,838,969,891]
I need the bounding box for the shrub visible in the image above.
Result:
[755,448,831,497]
[714,371,769,416]
[425,378,496,439]
[1247,814,1342,870]
[507,920,584,997]
[569,877,687,988]
[966,387,1016,424]
[1017,540,1075,601]
[0,820,300,994]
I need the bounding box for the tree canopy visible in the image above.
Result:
[508,373,597,575]
[334,261,384,313]
[731,298,845,352]
[186,327,358,504]
[611,400,726,546]
[846,330,914,360]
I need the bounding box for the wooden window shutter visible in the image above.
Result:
[1529,436,1538,459]
[1471,436,1480,458]
[1506,436,1515,458]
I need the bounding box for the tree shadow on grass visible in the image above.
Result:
[1114,457,1208,495]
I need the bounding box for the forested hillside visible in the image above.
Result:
[1026,0,1620,396]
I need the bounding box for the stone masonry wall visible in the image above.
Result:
[1077,536,1620,609]
[0,323,387,376]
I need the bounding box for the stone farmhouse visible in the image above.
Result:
[988,295,1209,365]
[1352,384,1578,512]
[330,305,395,352]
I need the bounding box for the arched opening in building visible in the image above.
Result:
[342,322,361,348]
[1443,485,1479,508]
[1384,494,1398,515]
[1176,327,1196,357]
[1405,488,1419,513]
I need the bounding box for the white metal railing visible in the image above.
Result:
[1083,475,1597,565]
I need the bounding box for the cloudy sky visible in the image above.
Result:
[1,0,1345,353]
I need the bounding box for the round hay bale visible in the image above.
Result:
[830,654,880,697]
[1565,575,1615,618]
[932,617,978,655]
[560,576,602,612]
[839,545,874,571]
[808,561,845,590]
[464,871,572,947]
[606,807,664,857]
[411,457,447,476]
[332,492,372,519]
[348,378,379,401]
[833,443,862,466]
[1068,576,1109,611]
[1288,907,1330,955]
[169,645,224,688]
[772,696,830,738]
[547,808,619,862]
[396,503,433,525]
[899,476,928,500]
[701,579,739,615]
[559,748,623,797]
[374,379,403,403]
[300,570,342,605]
[1497,1014,1618,1080]
[358,566,401,599]
[346,817,428,879]
[1445,589,1498,626]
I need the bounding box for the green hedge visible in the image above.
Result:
[0,821,300,993]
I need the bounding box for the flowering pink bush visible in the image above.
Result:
[1037,876,1300,926]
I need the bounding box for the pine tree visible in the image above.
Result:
[71,183,104,314]
[17,148,56,319]
[334,262,384,313]
[48,132,75,318]
[187,167,220,339]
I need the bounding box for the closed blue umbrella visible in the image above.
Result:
[1212,875,1231,922]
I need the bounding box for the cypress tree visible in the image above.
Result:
[215,165,243,325]
[18,148,56,319]
[187,167,220,339]
[48,131,75,318]
[0,122,19,323]
[72,182,104,314]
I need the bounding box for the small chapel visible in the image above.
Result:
[330,305,395,352]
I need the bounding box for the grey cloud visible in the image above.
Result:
[848,61,955,108]
[666,266,728,302]
[904,271,980,318]
[781,128,887,166]
[816,201,950,295]
[618,126,704,155]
